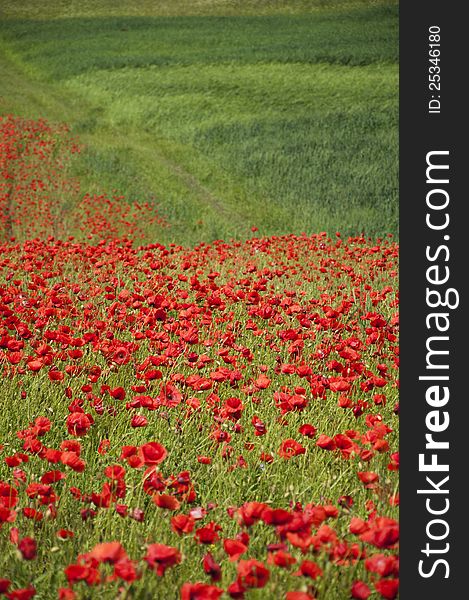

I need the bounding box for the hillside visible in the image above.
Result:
[0,0,398,244]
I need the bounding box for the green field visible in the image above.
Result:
[0,0,398,245]
[0,4,400,598]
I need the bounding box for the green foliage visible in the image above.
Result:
[0,2,398,244]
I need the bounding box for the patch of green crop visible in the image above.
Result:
[0,1,398,243]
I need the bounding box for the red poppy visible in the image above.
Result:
[98,439,110,455]
[57,529,74,540]
[66,413,94,437]
[351,581,371,600]
[195,522,222,545]
[144,543,181,576]
[0,483,18,508]
[153,494,181,511]
[61,452,86,473]
[5,586,36,600]
[22,507,43,521]
[374,578,399,600]
[298,424,317,438]
[180,582,223,600]
[294,560,323,579]
[315,435,336,450]
[131,415,148,428]
[224,539,248,561]
[109,387,126,400]
[114,558,140,583]
[286,593,316,600]
[359,517,399,549]
[236,559,270,589]
[171,514,195,535]
[18,537,37,560]
[138,442,167,466]
[64,564,95,585]
[268,550,296,569]
[278,439,306,459]
[89,541,127,564]
[203,552,222,581]
[254,374,271,389]
[365,553,399,577]
[41,470,66,484]
[357,471,379,486]
[262,508,293,526]
[236,501,267,527]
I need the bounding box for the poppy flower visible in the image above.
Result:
[298,424,317,438]
[58,588,76,599]
[64,564,94,585]
[57,529,74,540]
[195,522,222,545]
[144,543,181,576]
[0,139,400,600]
[18,537,37,560]
[349,517,368,535]
[236,501,268,527]
[236,559,270,588]
[268,550,296,569]
[98,440,110,455]
[0,483,18,509]
[89,541,127,564]
[365,553,399,577]
[294,560,323,579]
[22,507,43,521]
[138,442,167,466]
[114,558,140,583]
[254,374,271,389]
[41,470,66,484]
[131,415,148,428]
[171,514,195,535]
[315,435,336,450]
[278,439,305,459]
[351,581,371,600]
[357,471,379,486]
[66,413,94,437]
[251,415,267,436]
[5,586,36,599]
[261,508,292,526]
[374,578,399,600]
[224,539,248,561]
[109,386,126,400]
[359,517,399,549]
[286,593,316,600]
[153,494,181,511]
[61,452,86,473]
[260,452,274,463]
[203,552,222,581]
[180,582,223,600]
[226,579,245,599]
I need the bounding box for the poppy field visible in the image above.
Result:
[0,113,399,599]
[0,1,399,597]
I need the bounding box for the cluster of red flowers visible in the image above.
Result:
[0,115,167,243]
[0,117,399,598]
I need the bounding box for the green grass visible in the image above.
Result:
[0,0,397,19]
[0,1,398,245]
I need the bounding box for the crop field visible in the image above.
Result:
[0,2,399,599]
[0,0,398,244]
